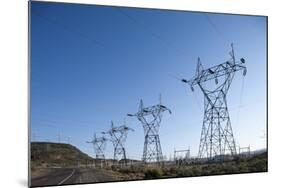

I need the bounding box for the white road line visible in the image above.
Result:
[58,169,76,185]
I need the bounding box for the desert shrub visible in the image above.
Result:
[169,167,178,175]
[131,165,146,173]
[222,164,239,174]
[118,165,146,174]
[248,158,267,172]
[176,167,194,177]
[235,157,247,164]
[118,167,130,173]
[144,168,163,179]
[190,166,201,176]
[201,165,209,171]
[238,163,249,172]
[160,167,170,176]
[111,165,118,171]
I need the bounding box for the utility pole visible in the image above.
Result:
[102,120,134,166]
[181,44,247,160]
[128,95,171,164]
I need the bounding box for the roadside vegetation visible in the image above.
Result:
[31,142,267,181]
[111,152,267,179]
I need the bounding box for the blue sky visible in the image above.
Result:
[30,1,267,159]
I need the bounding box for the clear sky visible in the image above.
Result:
[30,1,267,159]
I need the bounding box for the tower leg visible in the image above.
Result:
[198,91,237,160]
[143,134,163,164]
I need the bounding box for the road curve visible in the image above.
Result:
[31,168,80,187]
[31,167,120,187]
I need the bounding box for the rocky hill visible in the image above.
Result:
[31,142,94,168]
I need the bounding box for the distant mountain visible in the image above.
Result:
[251,148,267,155]
[31,142,94,167]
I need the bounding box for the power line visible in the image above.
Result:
[32,11,106,48]
[235,75,246,127]
[117,9,189,58]
[172,75,203,112]
[203,13,229,45]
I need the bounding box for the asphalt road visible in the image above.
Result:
[31,168,79,187]
[31,168,118,187]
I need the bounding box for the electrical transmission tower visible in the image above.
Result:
[127,96,171,164]
[102,120,134,165]
[87,133,107,160]
[181,44,247,160]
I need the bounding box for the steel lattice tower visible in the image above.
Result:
[181,44,247,160]
[102,120,134,165]
[87,133,107,160]
[127,96,171,164]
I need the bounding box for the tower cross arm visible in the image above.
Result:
[158,104,172,114]
[183,60,246,89]
[128,105,172,117]
[87,137,107,144]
